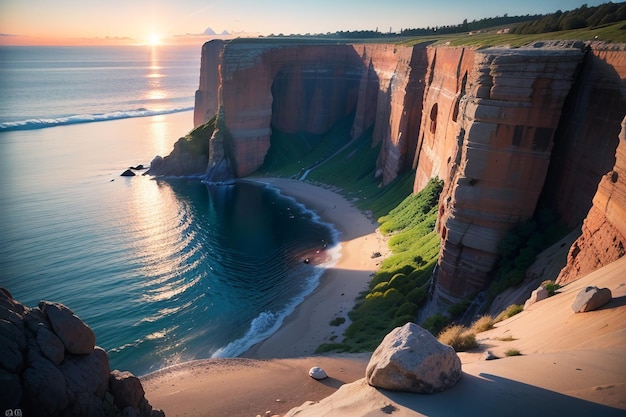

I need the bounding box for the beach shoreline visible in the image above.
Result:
[141,178,626,417]
[240,177,389,358]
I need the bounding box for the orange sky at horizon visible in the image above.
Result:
[0,0,607,47]
[0,33,237,47]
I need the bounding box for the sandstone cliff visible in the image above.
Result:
[423,44,585,301]
[193,39,431,179]
[186,39,626,302]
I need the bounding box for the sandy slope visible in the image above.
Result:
[142,179,626,417]
[284,256,626,417]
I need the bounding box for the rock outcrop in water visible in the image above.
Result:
[0,288,163,417]
[185,39,626,302]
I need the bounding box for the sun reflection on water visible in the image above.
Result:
[145,45,167,102]
[125,178,202,306]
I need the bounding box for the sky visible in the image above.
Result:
[0,0,612,46]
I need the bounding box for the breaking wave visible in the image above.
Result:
[0,106,193,131]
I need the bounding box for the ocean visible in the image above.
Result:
[0,45,338,375]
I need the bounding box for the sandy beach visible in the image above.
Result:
[241,178,389,358]
[142,179,626,417]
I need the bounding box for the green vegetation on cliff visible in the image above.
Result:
[260,119,417,220]
[174,115,216,158]
[260,120,443,353]
[487,208,567,299]
[317,178,443,353]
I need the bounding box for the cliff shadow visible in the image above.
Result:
[381,371,625,417]
[539,49,625,228]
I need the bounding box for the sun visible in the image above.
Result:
[147,34,162,46]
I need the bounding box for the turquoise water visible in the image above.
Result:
[0,46,338,375]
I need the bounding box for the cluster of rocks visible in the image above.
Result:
[120,164,146,177]
[523,282,613,313]
[0,288,163,417]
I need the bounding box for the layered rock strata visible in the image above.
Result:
[0,288,162,417]
[188,39,624,302]
[194,40,429,179]
[428,45,585,301]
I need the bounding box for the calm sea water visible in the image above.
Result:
[0,46,338,375]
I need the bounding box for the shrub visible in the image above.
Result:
[541,280,561,296]
[470,315,494,333]
[395,302,419,318]
[421,313,450,336]
[329,317,346,326]
[497,336,517,342]
[447,298,471,319]
[406,286,427,306]
[504,348,521,357]
[494,304,523,323]
[437,325,478,352]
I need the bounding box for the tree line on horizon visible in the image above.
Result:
[510,2,626,34]
[263,2,625,39]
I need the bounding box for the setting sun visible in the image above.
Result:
[147,33,162,46]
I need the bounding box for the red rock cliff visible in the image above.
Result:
[420,45,584,302]
[191,39,625,302]
[193,40,429,179]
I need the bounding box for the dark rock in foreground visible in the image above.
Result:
[0,287,164,417]
[121,169,136,177]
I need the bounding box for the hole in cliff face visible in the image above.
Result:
[610,171,618,183]
[429,103,438,134]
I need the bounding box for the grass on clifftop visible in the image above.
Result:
[399,20,626,48]
[316,178,443,353]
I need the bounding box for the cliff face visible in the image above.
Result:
[556,115,626,285]
[188,39,626,301]
[193,40,429,179]
[425,45,585,301]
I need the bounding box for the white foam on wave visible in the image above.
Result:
[211,181,343,358]
[0,106,193,131]
[210,252,341,358]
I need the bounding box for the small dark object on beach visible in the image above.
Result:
[371,252,382,258]
[121,169,136,177]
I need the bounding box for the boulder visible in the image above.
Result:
[365,322,462,393]
[61,347,110,401]
[39,301,96,355]
[524,286,550,310]
[110,370,145,410]
[308,367,328,380]
[121,169,136,177]
[36,326,65,365]
[572,286,613,313]
[0,290,162,416]
[23,353,70,414]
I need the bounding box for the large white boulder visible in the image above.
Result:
[365,322,462,393]
[572,286,612,313]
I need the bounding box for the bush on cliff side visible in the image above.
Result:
[488,207,567,299]
[316,178,443,353]
[178,115,216,158]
